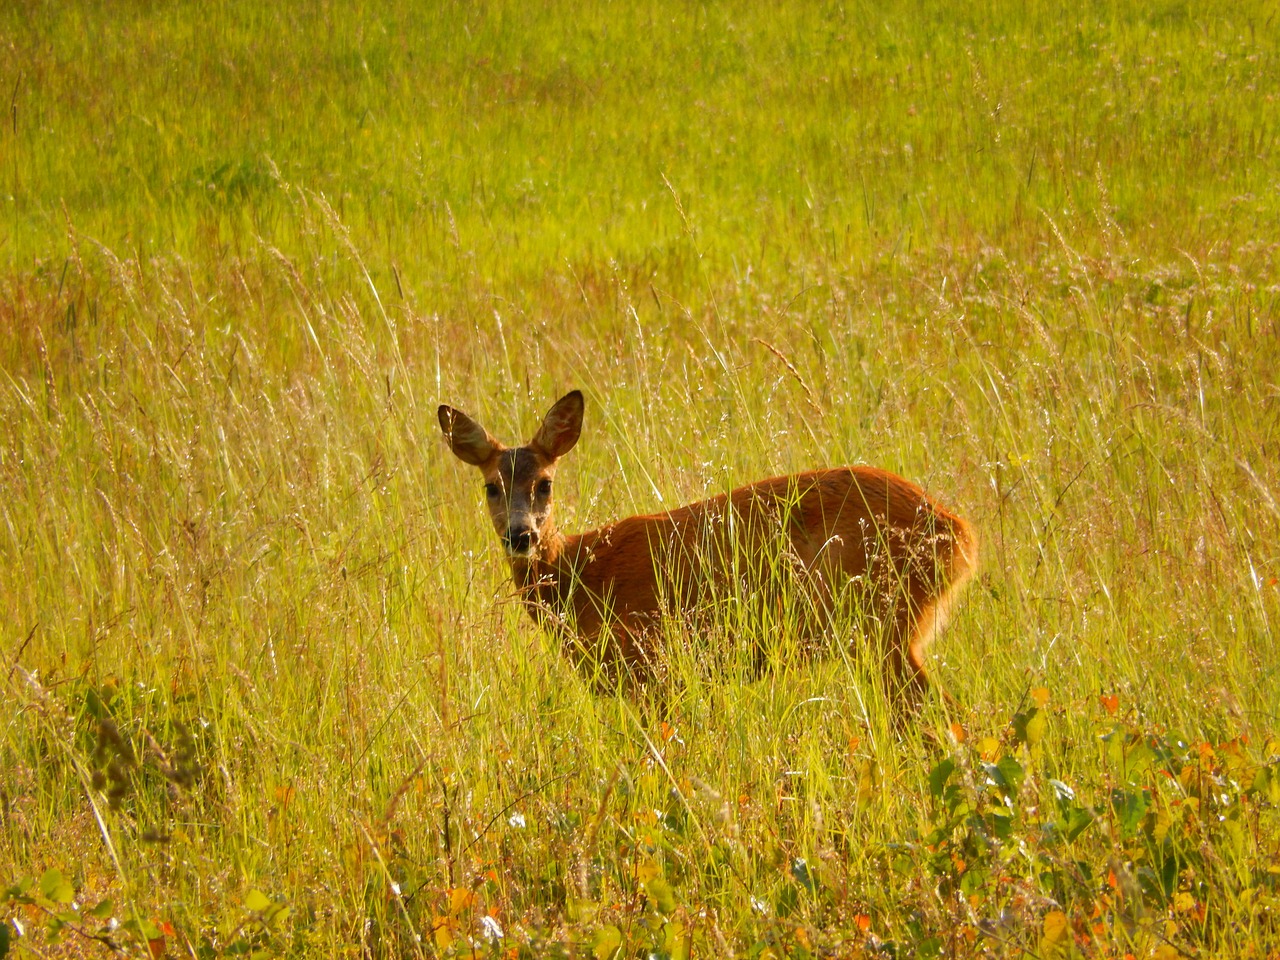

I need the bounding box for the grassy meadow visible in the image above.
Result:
[3,0,1280,956]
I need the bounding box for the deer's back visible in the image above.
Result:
[560,466,974,632]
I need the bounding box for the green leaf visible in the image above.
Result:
[0,921,10,959]
[86,898,114,919]
[39,869,74,905]
[121,917,162,940]
[646,878,677,915]
[566,898,599,922]
[775,882,799,917]
[1025,709,1047,744]
[1122,739,1156,784]
[916,935,945,957]
[593,924,623,960]
[1224,815,1247,857]
[244,889,272,913]
[928,759,955,798]
[1251,764,1280,804]
[1062,804,1095,842]
[790,858,818,894]
[1011,707,1040,744]
[979,761,1006,789]
[996,755,1025,792]
[989,805,1015,840]
[1111,788,1150,838]
[1159,853,1179,899]
[1101,726,1126,768]
[959,865,989,896]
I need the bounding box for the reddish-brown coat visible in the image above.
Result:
[439,391,976,704]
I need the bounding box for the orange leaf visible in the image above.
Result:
[1100,694,1119,715]
[1031,686,1050,707]
[448,888,476,916]
[1041,910,1069,944]
[432,915,456,951]
[855,914,871,932]
[950,723,966,743]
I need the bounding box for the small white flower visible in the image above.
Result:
[508,812,526,828]
[481,915,503,941]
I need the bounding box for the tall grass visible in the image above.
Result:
[2,1,1279,956]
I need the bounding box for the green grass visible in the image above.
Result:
[2,1,1280,957]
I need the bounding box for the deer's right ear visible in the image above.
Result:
[438,405,499,466]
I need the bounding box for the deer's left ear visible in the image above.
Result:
[531,390,583,460]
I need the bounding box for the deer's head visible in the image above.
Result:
[438,391,583,559]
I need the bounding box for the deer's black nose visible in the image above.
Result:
[504,526,538,555]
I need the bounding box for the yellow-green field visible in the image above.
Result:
[3,2,1279,956]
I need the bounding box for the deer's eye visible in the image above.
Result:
[535,479,553,498]
[484,482,500,499]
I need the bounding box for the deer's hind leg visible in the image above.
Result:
[886,576,966,714]
[882,600,931,710]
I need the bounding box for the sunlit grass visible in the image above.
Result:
[3,0,1280,956]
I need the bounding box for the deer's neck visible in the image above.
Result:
[508,523,578,621]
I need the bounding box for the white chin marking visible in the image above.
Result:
[506,547,537,560]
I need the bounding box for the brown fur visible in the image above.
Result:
[439,391,977,704]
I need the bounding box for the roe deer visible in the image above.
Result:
[438,390,976,705]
